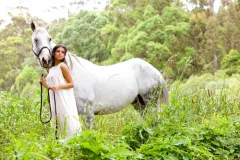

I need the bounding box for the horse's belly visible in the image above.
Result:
[94,89,137,114]
[93,81,138,114]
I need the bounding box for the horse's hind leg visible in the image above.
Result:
[132,94,147,117]
[133,91,161,127]
[132,88,161,117]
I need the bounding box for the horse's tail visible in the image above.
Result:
[161,82,169,104]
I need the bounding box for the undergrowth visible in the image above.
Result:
[1,73,240,159]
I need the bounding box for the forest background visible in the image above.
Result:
[0,0,239,93]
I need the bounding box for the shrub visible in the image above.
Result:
[221,49,240,76]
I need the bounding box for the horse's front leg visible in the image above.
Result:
[86,112,95,129]
[75,97,95,129]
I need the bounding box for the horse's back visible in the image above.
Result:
[88,57,164,95]
[129,58,164,90]
[101,57,165,96]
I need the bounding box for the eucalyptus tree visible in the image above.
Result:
[102,0,175,56]
[0,14,33,90]
[187,0,240,73]
[218,2,240,53]
[204,15,224,72]
[107,0,174,28]
[55,10,109,63]
[110,6,190,79]
[188,11,207,73]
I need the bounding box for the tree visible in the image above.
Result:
[188,11,208,73]
[218,3,240,53]
[0,14,32,90]
[221,49,240,76]
[110,7,190,79]
[55,10,109,63]
[100,24,121,55]
[203,15,224,72]
[14,65,39,97]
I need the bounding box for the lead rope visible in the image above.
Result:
[40,76,58,140]
[40,82,52,123]
[52,90,58,140]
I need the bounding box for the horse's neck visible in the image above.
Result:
[66,52,97,71]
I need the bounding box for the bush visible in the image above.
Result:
[221,49,240,76]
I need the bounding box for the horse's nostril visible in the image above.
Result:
[42,57,46,63]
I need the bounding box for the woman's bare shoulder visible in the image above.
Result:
[60,62,67,67]
[60,62,69,70]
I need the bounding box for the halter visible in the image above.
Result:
[32,45,51,58]
[32,45,52,68]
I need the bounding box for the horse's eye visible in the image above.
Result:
[34,39,38,43]
[49,38,52,41]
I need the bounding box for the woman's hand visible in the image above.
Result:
[39,76,48,88]
[49,85,60,92]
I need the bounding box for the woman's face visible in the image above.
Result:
[53,47,66,61]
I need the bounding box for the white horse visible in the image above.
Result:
[31,22,169,128]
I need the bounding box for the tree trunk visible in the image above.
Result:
[213,53,218,71]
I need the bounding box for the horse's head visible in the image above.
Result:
[31,22,54,68]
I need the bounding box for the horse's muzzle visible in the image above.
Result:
[42,57,52,68]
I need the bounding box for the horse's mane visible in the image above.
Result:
[67,51,97,73]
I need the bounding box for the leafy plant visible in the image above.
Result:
[122,123,153,150]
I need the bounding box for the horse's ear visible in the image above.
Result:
[31,21,36,31]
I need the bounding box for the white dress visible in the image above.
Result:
[46,63,81,139]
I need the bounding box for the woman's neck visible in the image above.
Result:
[54,60,61,66]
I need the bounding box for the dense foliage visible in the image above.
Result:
[1,73,240,159]
[0,0,240,90]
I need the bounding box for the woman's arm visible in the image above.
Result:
[40,76,48,89]
[50,63,74,92]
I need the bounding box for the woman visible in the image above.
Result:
[40,44,81,140]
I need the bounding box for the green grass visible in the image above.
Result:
[1,73,240,159]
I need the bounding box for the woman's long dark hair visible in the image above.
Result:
[51,44,68,66]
